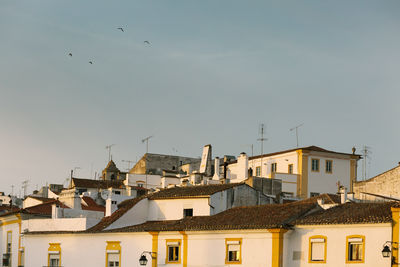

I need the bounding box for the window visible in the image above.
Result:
[6,231,12,253]
[310,192,320,197]
[106,241,121,267]
[225,238,242,264]
[111,201,117,205]
[309,236,327,263]
[183,208,193,217]
[288,164,293,174]
[256,166,261,176]
[166,240,181,264]
[114,191,121,195]
[325,160,333,173]
[271,163,277,173]
[48,243,61,267]
[346,235,364,263]
[311,159,320,172]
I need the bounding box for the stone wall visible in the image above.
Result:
[353,165,400,200]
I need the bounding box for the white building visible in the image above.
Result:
[225,146,361,198]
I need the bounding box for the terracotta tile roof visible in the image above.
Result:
[71,178,125,189]
[81,196,105,212]
[23,200,70,215]
[148,183,244,200]
[295,202,397,225]
[87,195,147,232]
[102,201,317,233]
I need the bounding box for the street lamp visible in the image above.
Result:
[139,251,156,266]
[381,241,398,264]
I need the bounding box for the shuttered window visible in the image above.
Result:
[309,236,327,263]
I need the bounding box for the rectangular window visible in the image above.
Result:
[309,236,326,263]
[166,240,181,264]
[107,253,120,267]
[49,254,60,267]
[347,236,364,263]
[271,163,277,173]
[256,166,261,176]
[288,164,293,174]
[325,160,333,173]
[183,208,193,217]
[311,159,320,172]
[225,238,242,264]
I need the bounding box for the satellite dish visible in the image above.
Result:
[101,190,110,200]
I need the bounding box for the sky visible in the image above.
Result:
[1,0,400,196]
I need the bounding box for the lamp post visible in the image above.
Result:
[381,241,398,265]
[139,251,156,266]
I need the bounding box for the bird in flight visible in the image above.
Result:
[89,61,93,64]
[117,27,124,32]
[68,53,72,57]
[144,40,150,45]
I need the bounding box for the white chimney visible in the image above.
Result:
[213,157,220,180]
[237,153,249,181]
[72,192,81,210]
[105,194,117,217]
[339,186,347,204]
[51,204,58,219]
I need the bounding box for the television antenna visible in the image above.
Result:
[257,124,268,155]
[122,160,136,171]
[22,180,29,197]
[362,145,372,181]
[105,144,115,161]
[142,136,153,154]
[290,123,304,148]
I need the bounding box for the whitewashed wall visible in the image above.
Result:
[148,198,210,221]
[284,224,392,267]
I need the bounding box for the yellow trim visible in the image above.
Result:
[18,219,22,266]
[311,158,320,172]
[48,243,61,267]
[392,207,400,267]
[268,229,288,267]
[225,238,242,265]
[350,160,356,192]
[150,232,159,267]
[18,247,24,267]
[105,241,121,267]
[165,239,181,264]
[297,150,309,198]
[308,235,327,263]
[179,231,188,267]
[325,160,333,174]
[345,235,365,264]
[0,218,21,226]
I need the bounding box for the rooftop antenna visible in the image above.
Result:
[122,160,136,171]
[142,136,153,154]
[11,185,14,196]
[22,180,29,197]
[142,135,154,191]
[290,123,304,148]
[257,124,268,155]
[105,144,115,161]
[257,124,267,177]
[362,145,372,181]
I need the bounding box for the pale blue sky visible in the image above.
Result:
[1,1,400,195]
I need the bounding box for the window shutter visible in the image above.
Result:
[108,253,119,262]
[311,242,324,261]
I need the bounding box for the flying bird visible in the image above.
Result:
[117,27,124,32]
[89,61,93,64]
[144,40,150,45]
[68,53,72,57]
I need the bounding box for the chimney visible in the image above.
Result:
[51,203,58,219]
[237,152,249,181]
[213,157,220,180]
[72,191,81,210]
[105,196,117,217]
[339,186,347,204]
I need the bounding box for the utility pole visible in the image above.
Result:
[257,124,268,177]
[105,144,115,161]
[142,136,154,191]
[290,123,304,148]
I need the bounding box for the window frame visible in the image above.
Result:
[165,239,181,264]
[225,238,242,264]
[288,164,293,174]
[325,160,333,173]
[48,243,61,267]
[308,235,327,263]
[346,235,365,264]
[271,163,277,173]
[311,159,320,172]
[105,241,121,267]
[183,208,193,218]
[255,166,261,177]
